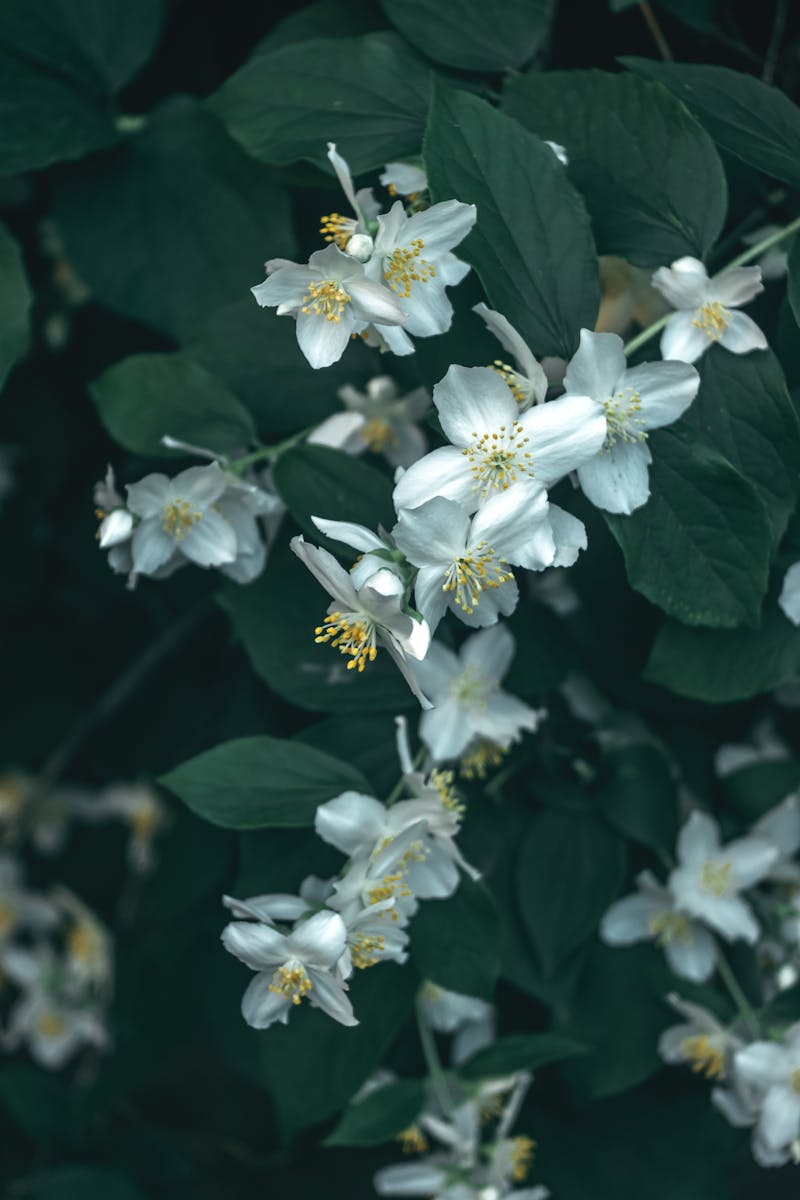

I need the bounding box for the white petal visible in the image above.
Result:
[315,792,388,856]
[181,508,237,567]
[562,329,626,404]
[403,199,476,257]
[461,623,515,682]
[523,394,608,486]
[677,811,720,867]
[251,265,313,308]
[457,576,519,628]
[710,265,764,307]
[348,278,406,325]
[474,689,540,744]
[399,280,455,338]
[469,480,550,566]
[760,1087,800,1150]
[221,921,287,969]
[547,505,587,567]
[326,142,360,217]
[380,161,428,195]
[374,1163,447,1197]
[130,522,176,575]
[414,565,450,633]
[241,973,292,1028]
[172,463,228,508]
[473,303,546,402]
[295,309,354,369]
[726,836,779,887]
[393,497,468,566]
[307,968,358,1026]
[420,699,473,760]
[664,925,717,982]
[719,311,768,355]
[290,536,359,610]
[736,1042,792,1089]
[311,517,386,554]
[651,257,709,309]
[779,561,800,626]
[577,440,653,515]
[125,474,170,518]
[308,411,366,454]
[392,446,474,511]
[622,360,700,429]
[659,311,711,364]
[434,365,518,447]
[600,893,660,944]
[288,910,348,968]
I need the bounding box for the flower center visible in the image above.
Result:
[359,417,397,453]
[430,768,465,817]
[131,799,159,839]
[510,1136,536,1183]
[314,610,378,672]
[603,386,646,449]
[302,279,351,322]
[792,1068,800,1094]
[384,238,435,297]
[700,860,733,897]
[443,543,514,615]
[0,900,16,938]
[37,1012,66,1038]
[397,1124,428,1154]
[269,962,312,1006]
[460,739,506,780]
[692,300,731,342]
[368,871,411,908]
[162,499,201,541]
[490,360,527,406]
[67,923,97,965]
[648,910,692,945]
[351,933,385,969]
[319,212,356,250]
[450,665,495,711]
[680,1035,725,1080]
[462,423,534,498]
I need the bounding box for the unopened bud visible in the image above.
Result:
[345,233,374,262]
[99,508,134,548]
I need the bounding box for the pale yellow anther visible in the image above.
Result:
[67,922,97,965]
[700,860,733,898]
[680,1034,725,1080]
[490,360,526,405]
[37,1012,67,1038]
[460,739,506,780]
[319,212,355,249]
[269,963,312,1006]
[397,1125,428,1154]
[442,541,513,613]
[384,238,435,297]
[692,300,730,341]
[463,423,534,498]
[792,1068,800,1094]
[0,901,16,938]
[510,1136,536,1183]
[648,910,692,945]
[351,933,386,969]
[302,279,351,323]
[603,386,646,450]
[162,499,201,541]
[360,418,397,454]
[314,610,378,673]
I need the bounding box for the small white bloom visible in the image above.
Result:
[393,365,607,516]
[714,718,790,777]
[413,626,541,763]
[778,561,800,627]
[216,476,280,585]
[1,946,108,1069]
[126,462,237,575]
[325,821,428,927]
[252,243,405,369]
[651,255,767,363]
[750,793,800,885]
[668,811,778,943]
[291,535,431,706]
[221,909,357,1029]
[658,993,742,1081]
[380,161,428,199]
[562,329,700,514]
[735,1024,800,1167]
[600,869,717,982]
[331,375,432,468]
[473,303,548,412]
[741,225,789,281]
[89,783,165,873]
[318,142,381,253]
[53,887,113,994]
[419,981,495,1065]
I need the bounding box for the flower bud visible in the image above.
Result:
[99,508,134,548]
[345,233,374,262]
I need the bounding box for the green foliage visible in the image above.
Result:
[788,237,800,330]
[380,0,547,72]
[274,444,396,545]
[410,878,504,998]
[90,352,256,457]
[459,1033,587,1080]
[503,69,727,267]
[0,221,31,388]
[424,81,600,358]
[209,33,431,173]
[594,742,678,853]
[32,1168,145,1200]
[325,1078,425,1145]
[606,425,772,628]
[160,734,369,829]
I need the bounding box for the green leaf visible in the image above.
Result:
[33,1168,145,1200]
[720,759,800,823]
[682,348,800,548]
[0,220,31,390]
[258,964,418,1135]
[219,538,417,714]
[0,0,163,173]
[788,236,800,330]
[621,57,800,189]
[502,69,726,267]
[296,713,401,796]
[159,734,368,829]
[460,1033,587,1081]
[259,0,388,53]
[325,1078,424,1146]
[594,743,678,854]
[209,33,431,174]
[274,444,395,546]
[606,425,772,629]
[424,81,599,358]
[410,877,503,999]
[645,603,800,702]
[53,98,294,342]
[380,0,547,72]
[515,809,626,976]
[90,352,256,457]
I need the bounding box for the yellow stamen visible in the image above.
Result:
[384,239,435,298]
[603,386,646,449]
[792,1068,800,1094]
[302,279,351,322]
[162,499,201,540]
[510,1136,536,1183]
[37,1013,66,1038]
[67,922,97,965]
[131,800,159,839]
[443,542,513,614]
[459,739,506,780]
[351,933,385,969]
[462,423,534,499]
[0,901,16,938]
[269,963,312,1006]
[700,861,733,898]
[648,911,692,945]
[680,1035,725,1080]
[319,213,355,249]
[429,769,465,817]
[692,300,730,341]
[360,418,397,454]
[490,360,526,405]
[397,1125,428,1154]
[314,610,378,672]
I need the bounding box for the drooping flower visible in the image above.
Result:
[311,374,431,468]
[393,366,606,516]
[291,536,431,706]
[561,329,700,514]
[651,256,767,363]
[600,869,718,982]
[251,243,405,369]
[668,811,778,943]
[473,304,548,411]
[221,909,356,1029]
[735,1024,800,1167]
[419,981,495,1065]
[658,993,742,1081]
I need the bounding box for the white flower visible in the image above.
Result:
[778,561,800,626]
[126,462,237,575]
[0,854,58,945]
[658,993,742,1081]
[252,243,405,369]
[419,981,495,1066]
[221,909,356,1029]
[473,303,548,411]
[364,200,477,355]
[600,869,717,982]
[380,161,428,199]
[216,476,280,585]
[1,946,108,1069]
[741,225,789,281]
[651,256,767,363]
[735,1024,800,1166]
[750,793,800,885]
[668,811,778,943]
[392,485,555,632]
[53,887,113,994]
[413,626,541,763]
[89,783,165,873]
[561,329,700,513]
[320,142,382,255]
[325,821,429,927]
[291,535,431,706]
[393,366,606,516]
[320,375,432,468]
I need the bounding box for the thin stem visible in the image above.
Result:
[623,213,800,357]
[762,0,786,85]
[638,1,673,60]
[384,747,426,807]
[229,426,313,475]
[715,948,760,1035]
[415,992,454,1117]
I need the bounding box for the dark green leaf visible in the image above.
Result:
[209,33,431,174]
[621,58,800,189]
[380,0,547,72]
[502,69,726,267]
[515,809,626,975]
[33,1168,145,1200]
[159,734,369,829]
[296,713,401,796]
[460,1032,587,1081]
[788,236,800,331]
[424,81,599,358]
[274,444,395,546]
[720,759,800,823]
[0,0,163,173]
[645,602,800,701]
[259,0,387,53]
[54,98,294,342]
[411,877,503,998]
[682,348,800,548]
[325,1078,425,1146]
[219,538,417,713]
[504,603,575,702]
[595,743,678,854]
[0,220,31,389]
[90,352,256,457]
[606,425,772,629]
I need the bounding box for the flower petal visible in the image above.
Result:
[221,920,287,969]
[718,311,768,355]
[600,893,660,944]
[295,309,354,369]
[577,439,653,515]
[315,792,388,856]
[181,508,237,567]
[779,561,800,626]
[659,311,710,364]
[523,394,608,485]
[711,265,764,307]
[287,910,348,968]
[241,973,292,1028]
[393,496,468,566]
[131,522,176,575]
[434,365,518,447]
[392,446,474,512]
[461,623,516,683]
[622,360,700,429]
[125,474,170,518]
[420,698,473,760]
[290,536,359,610]
[651,257,709,308]
[562,329,626,404]
[307,968,358,1026]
